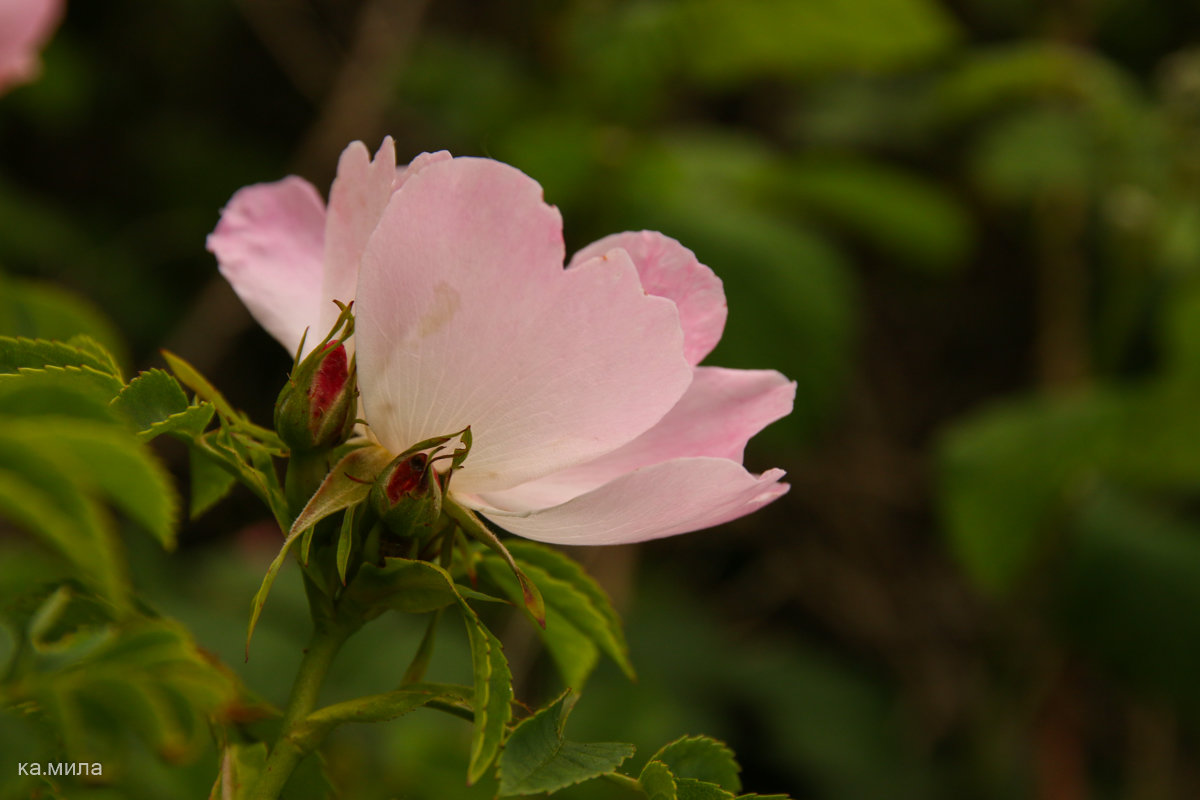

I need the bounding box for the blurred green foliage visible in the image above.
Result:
[3,0,1200,797]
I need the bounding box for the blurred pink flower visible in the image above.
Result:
[209,139,794,544]
[0,0,63,94]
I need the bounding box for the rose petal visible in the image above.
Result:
[356,157,692,493]
[482,366,795,509]
[570,231,726,365]
[394,149,452,191]
[320,138,399,335]
[466,458,789,545]
[207,176,326,354]
[0,0,63,93]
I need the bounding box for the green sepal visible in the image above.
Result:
[370,451,444,540]
[274,305,357,453]
[336,504,357,585]
[240,436,375,654]
[394,425,472,461]
[497,690,634,796]
[289,444,393,539]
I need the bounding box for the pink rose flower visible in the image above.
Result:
[0,0,63,94]
[208,138,794,544]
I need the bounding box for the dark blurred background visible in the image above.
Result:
[6,0,1200,797]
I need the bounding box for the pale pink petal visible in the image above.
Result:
[320,138,398,334]
[356,157,692,494]
[0,0,62,94]
[207,176,326,354]
[394,149,452,191]
[464,458,789,545]
[484,367,795,509]
[570,231,726,365]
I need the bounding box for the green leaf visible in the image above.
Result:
[497,690,635,796]
[29,418,179,549]
[0,335,120,377]
[937,391,1122,593]
[936,42,1143,124]
[970,107,1097,202]
[142,401,216,442]
[343,558,462,618]
[66,334,123,379]
[1056,489,1200,707]
[479,558,610,688]
[211,742,268,800]
[245,529,302,657]
[293,682,472,751]
[774,157,972,274]
[189,443,238,518]
[193,428,289,529]
[345,556,512,783]
[462,587,513,784]
[401,611,443,685]
[15,618,240,764]
[676,779,736,800]
[507,540,632,677]
[571,0,957,92]
[0,424,135,609]
[640,760,680,800]
[652,736,742,792]
[112,368,214,441]
[0,364,123,418]
[27,583,115,653]
[0,469,125,610]
[0,276,126,369]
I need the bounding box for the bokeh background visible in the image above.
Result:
[6,0,1200,797]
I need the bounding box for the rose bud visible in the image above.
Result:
[370,452,443,539]
[274,340,357,452]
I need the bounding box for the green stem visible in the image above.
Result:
[285,449,334,520]
[249,620,351,800]
[601,771,643,794]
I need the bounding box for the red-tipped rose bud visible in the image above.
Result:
[275,340,358,452]
[370,452,443,539]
